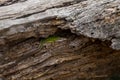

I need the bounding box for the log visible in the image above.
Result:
[0,0,120,80]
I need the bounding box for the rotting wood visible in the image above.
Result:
[0,0,120,80]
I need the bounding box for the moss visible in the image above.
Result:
[43,36,60,43]
[39,36,61,49]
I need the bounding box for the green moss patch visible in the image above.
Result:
[39,36,61,49]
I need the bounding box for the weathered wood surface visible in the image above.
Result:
[0,0,120,49]
[1,35,120,80]
[0,0,120,80]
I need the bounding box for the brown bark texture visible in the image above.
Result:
[0,0,120,80]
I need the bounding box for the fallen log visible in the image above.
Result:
[0,0,120,80]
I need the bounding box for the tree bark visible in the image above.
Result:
[0,0,120,80]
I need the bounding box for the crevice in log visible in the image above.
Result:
[1,28,119,80]
[0,0,27,6]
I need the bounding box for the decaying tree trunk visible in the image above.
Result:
[0,0,120,80]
